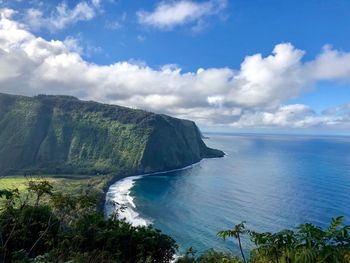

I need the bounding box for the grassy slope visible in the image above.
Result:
[0,93,223,176]
[0,174,113,209]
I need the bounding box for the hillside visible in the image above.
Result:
[0,93,224,175]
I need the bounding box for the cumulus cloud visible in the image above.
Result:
[229,43,307,108]
[24,1,100,31]
[0,9,350,130]
[305,45,350,81]
[91,0,101,8]
[232,104,350,129]
[137,0,227,30]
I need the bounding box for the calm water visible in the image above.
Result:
[107,134,350,253]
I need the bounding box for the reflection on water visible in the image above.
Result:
[130,134,350,253]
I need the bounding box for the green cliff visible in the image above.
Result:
[0,93,224,175]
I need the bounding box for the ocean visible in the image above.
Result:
[105,133,350,254]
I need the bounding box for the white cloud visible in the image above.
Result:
[137,0,227,30]
[0,9,350,130]
[235,104,316,128]
[91,0,101,7]
[105,12,127,30]
[228,43,306,108]
[306,45,350,81]
[105,20,122,30]
[63,36,84,54]
[231,104,350,129]
[137,35,146,42]
[24,1,100,31]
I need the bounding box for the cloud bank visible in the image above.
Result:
[0,8,350,130]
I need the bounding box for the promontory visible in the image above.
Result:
[0,93,224,176]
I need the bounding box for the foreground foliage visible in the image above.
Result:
[216,219,350,263]
[177,217,350,263]
[0,180,177,262]
[1,179,349,263]
[177,249,242,263]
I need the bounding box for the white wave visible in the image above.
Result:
[105,175,150,227]
[105,161,202,227]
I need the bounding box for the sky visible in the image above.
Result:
[0,0,350,134]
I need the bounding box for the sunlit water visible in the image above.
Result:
[105,134,350,254]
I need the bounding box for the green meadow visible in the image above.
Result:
[0,174,114,209]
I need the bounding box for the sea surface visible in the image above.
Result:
[105,133,350,254]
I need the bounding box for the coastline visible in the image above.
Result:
[103,160,203,226]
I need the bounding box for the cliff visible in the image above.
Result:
[0,93,224,175]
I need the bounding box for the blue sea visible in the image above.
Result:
[105,133,350,254]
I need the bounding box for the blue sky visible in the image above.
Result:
[6,0,350,68]
[0,0,350,133]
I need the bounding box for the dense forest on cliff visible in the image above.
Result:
[0,93,223,176]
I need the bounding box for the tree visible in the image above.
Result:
[249,217,350,263]
[218,221,248,263]
[27,180,53,206]
[0,179,178,262]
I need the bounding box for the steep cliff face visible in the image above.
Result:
[139,115,223,173]
[0,93,224,175]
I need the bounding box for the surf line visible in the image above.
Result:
[104,161,202,226]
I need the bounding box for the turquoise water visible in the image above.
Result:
[110,134,350,254]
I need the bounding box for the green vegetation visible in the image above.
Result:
[0,179,177,262]
[216,220,350,263]
[218,222,248,263]
[0,175,105,193]
[0,93,223,176]
[1,179,349,262]
[0,177,58,192]
[178,219,350,263]
[177,248,242,263]
[0,175,112,208]
[1,93,348,262]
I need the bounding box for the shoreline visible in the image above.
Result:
[103,160,204,226]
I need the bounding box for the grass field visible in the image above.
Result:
[0,177,60,191]
[0,175,88,191]
[0,174,113,209]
